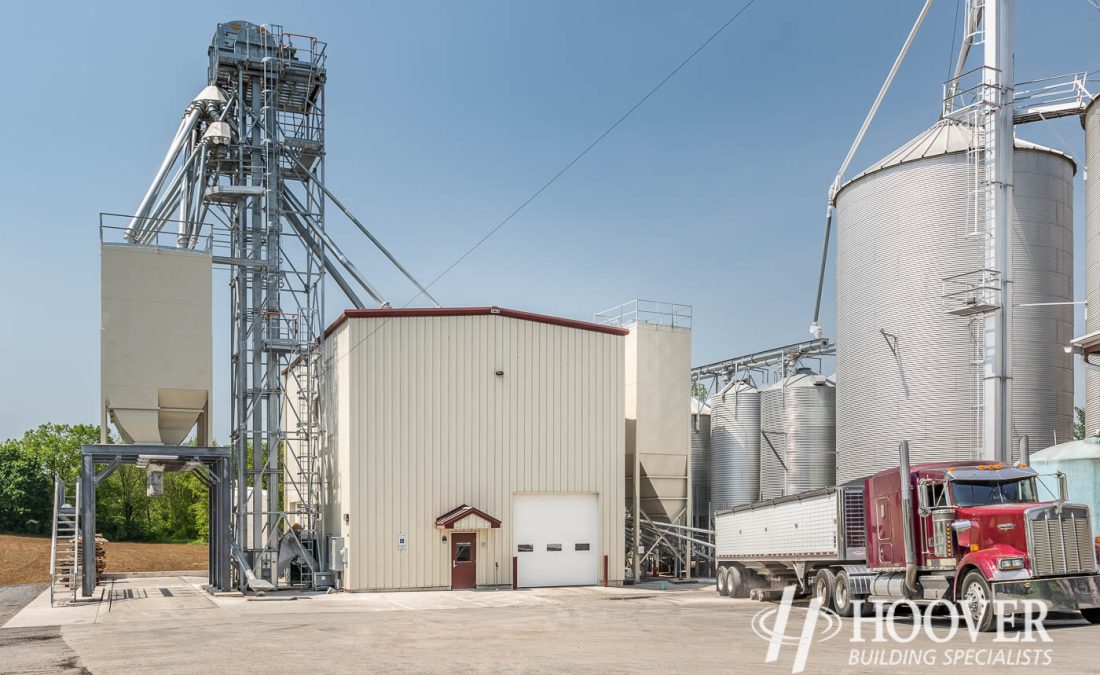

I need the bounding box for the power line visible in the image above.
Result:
[328,0,760,367]
[406,0,759,308]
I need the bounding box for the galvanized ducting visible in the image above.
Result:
[1085,99,1100,436]
[690,397,711,529]
[708,380,760,510]
[760,369,836,498]
[835,119,1074,483]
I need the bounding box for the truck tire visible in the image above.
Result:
[959,571,997,632]
[717,567,729,596]
[727,565,748,599]
[832,570,863,617]
[1081,608,1100,624]
[812,568,836,611]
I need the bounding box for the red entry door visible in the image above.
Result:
[451,533,477,589]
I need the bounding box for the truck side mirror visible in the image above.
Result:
[1058,472,1069,503]
[917,483,931,517]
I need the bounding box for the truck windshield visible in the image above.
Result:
[952,478,1037,506]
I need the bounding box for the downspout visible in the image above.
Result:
[898,441,918,595]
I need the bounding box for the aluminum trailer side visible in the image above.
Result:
[714,485,866,600]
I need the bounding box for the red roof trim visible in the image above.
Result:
[435,504,502,529]
[324,306,629,338]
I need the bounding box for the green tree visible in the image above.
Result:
[96,465,152,540]
[0,439,52,534]
[19,423,102,482]
[691,382,709,401]
[1075,406,1087,441]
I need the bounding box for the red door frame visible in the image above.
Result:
[451,532,477,589]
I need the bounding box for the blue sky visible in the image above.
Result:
[1,1,1098,441]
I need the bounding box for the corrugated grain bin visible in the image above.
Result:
[708,380,760,510]
[690,397,711,529]
[760,369,836,499]
[1030,437,1100,538]
[835,119,1074,482]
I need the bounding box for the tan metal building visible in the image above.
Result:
[292,307,627,591]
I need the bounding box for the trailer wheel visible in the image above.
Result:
[1081,609,1100,624]
[727,565,748,598]
[959,571,996,632]
[812,569,836,611]
[716,567,729,596]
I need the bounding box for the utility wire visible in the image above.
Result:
[325,0,760,367]
[404,0,759,308]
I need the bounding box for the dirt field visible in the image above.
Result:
[0,534,207,586]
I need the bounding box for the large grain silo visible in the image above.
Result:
[760,370,836,498]
[708,380,760,510]
[689,397,711,530]
[835,119,1074,483]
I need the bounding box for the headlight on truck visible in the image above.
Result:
[997,557,1025,571]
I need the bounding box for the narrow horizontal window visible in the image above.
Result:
[547,544,562,552]
[517,544,533,553]
[575,543,590,551]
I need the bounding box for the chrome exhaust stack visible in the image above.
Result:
[899,440,918,595]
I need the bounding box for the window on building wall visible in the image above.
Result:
[547,544,562,552]
[575,543,590,551]
[517,544,533,553]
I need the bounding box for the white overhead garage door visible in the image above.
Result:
[513,493,598,588]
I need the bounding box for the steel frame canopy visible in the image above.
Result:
[78,445,231,596]
[106,20,437,591]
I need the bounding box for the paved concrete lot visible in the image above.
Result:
[3,576,1100,673]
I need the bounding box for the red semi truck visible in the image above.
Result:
[715,442,1100,630]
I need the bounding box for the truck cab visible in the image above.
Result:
[862,459,1100,629]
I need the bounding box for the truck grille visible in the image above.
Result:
[843,487,866,549]
[1027,507,1096,577]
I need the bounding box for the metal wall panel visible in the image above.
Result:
[325,314,625,590]
[835,136,1074,483]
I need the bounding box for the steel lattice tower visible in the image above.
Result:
[106,19,437,590]
[205,22,330,582]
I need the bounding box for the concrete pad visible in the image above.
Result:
[3,576,215,629]
[10,578,1100,673]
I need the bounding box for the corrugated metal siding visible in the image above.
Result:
[333,314,625,590]
[835,147,1074,483]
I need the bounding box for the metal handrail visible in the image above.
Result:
[594,299,693,329]
[48,477,59,607]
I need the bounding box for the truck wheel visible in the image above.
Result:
[813,569,836,611]
[832,570,862,617]
[959,571,996,632]
[717,567,729,596]
[1081,608,1100,624]
[727,565,748,599]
